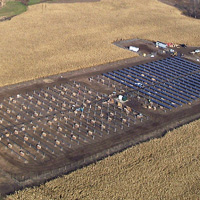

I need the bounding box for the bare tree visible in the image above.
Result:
[190,0,200,18]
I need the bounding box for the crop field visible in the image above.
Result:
[7,119,200,200]
[0,0,200,87]
[0,0,200,198]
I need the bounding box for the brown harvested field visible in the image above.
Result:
[1,0,200,198]
[0,0,200,87]
[7,119,200,200]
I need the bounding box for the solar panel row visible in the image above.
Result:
[103,57,200,110]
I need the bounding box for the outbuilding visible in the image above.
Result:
[156,41,167,49]
[129,46,139,52]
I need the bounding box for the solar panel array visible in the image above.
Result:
[103,57,200,110]
[0,82,146,163]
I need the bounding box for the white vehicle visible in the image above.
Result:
[156,41,167,49]
[129,46,139,52]
[169,49,175,53]
[135,82,143,88]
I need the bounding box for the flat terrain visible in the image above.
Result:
[0,51,199,196]
[0,0,200,87]
[0,0,200,198]
[7,119,200,200]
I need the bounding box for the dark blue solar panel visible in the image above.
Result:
[149,86,185,104]
[150,99,171,110]
[149,63,180,79]
[143,88,177,107]
[174,78,200,92]
[159,82,196,99]
[107,72,177,107]
[133,66,165,82]
[113,71,142,85]
[130,67,160,82]
[108,72,141,88]
[117,70,152,85]
[186,74,200,84]
[174,57,200,69]
[169,80,200,97]
[103,57,200,109]
[164,59,200,81]
[112,71,179,106]
[154,84,192,102]
[103,73,137,89]
[144,64,169,77]
[162,58,195,73]
[154,60,189,77]
[178,77,200,90]
[125,68,156,83]
[141,64,170,81]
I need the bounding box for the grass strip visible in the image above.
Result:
[28,0,41,6]
[0,1,27,18]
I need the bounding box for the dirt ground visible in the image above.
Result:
[0,39,200,196]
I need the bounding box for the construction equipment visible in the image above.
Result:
[170,51,177,57]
